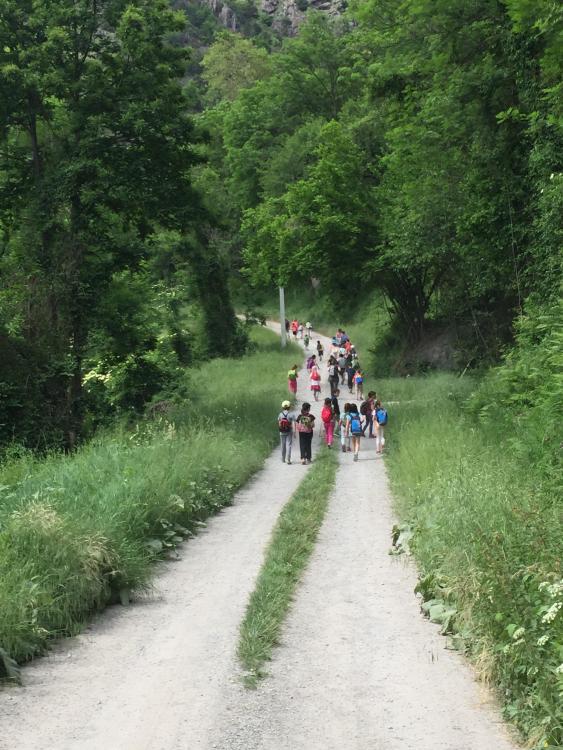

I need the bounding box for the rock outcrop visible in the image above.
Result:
[261,0,345,34]
[200,0,345,36]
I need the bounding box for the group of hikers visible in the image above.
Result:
[280,326,388,465]
[285,318,313,349]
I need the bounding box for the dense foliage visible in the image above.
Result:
[200,2,561,353]
[0,0,239,452]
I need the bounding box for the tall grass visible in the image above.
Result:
[0,326,301,668]
[386,374,563,748]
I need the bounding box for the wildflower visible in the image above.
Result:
[512,626,525,640]
[539,580,563,597]
[555,664,563,675]
[542,601,562,624]
[536,635,549,646]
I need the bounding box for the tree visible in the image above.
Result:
[242,121,376,300]
[0,0,235,448]
[201,32,272,103]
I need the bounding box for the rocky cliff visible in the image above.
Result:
[200,0,346,36]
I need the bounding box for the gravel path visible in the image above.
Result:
[0,326,519,749]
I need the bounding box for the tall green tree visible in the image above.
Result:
[0,0,236,448]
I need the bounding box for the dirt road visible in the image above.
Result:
[0,327,518,749]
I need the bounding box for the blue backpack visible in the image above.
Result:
[376,408,388,426]
[350,414,363,435]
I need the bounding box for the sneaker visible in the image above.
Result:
[287,460,292,465]
[353,453,358,462]
[341,445,346,453]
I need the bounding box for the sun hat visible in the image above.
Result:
[282,400,291,409]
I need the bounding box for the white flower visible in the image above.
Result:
[539,580,563,597]
[542,601,562,624]
[555,663,563,675]
[512,626,526,640]
[536,635,549,646]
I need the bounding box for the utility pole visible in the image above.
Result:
[279,286,286,348]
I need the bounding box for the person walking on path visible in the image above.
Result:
[346,356,357,395]
[291,319,298,339]
[331,394,340,421]
[309,363,321,401]
[298,323,304,339]
[374,399,388,454]
[288,364,298,396]
[327,356,340,397]
[304,332,310,349]
[347,403,364,461]
[339,403,351,453]
[278,401,295,464]
[361,391,377,438]
[321,398,335,449]
[354,368,365,401]
[306,321,313,337]
[296,402,315,464]
[337,351,347,385]
[316,340,324,362]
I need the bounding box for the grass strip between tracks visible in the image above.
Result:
[238,448,338,687]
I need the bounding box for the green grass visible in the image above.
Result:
[386,374,563,748]
[238,448,338,687]
[0,326,302,670]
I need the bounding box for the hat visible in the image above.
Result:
[282,400,291,409]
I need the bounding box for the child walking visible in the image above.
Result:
[296,402,316,464]
[278,400,295,464]
[316,340,324,362]
[310,364,321,401]
[287,364,298,395]
[374,399,388,454]
[321,397,334,449]
[339,403,351,453]
[347,403,364,461]
[354,369,364,400]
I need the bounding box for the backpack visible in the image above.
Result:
[279,412,292,433]
[376,408,388,426]
[350,414,363,436]
[355,375,363,384]
[298,414,313,431]
[321,406,333,423]
[311,369,321,381]
[360,400,370,416]
[288,370,297,380]
[306,356,314,370]
[328,364,337,377]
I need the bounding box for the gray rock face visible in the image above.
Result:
[261,0,345,34]
[201,0,345,36]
